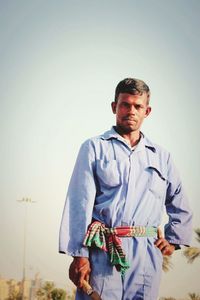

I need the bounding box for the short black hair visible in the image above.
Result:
[114,78,150,103]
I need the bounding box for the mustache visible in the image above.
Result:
[123,116,137,121]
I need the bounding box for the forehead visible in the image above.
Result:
[117,92,148,104]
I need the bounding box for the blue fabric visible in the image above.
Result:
[59,127,192,299]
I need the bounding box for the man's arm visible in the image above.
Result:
[59,140,97,286]
[164,154,193,248]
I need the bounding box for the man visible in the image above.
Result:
[59,78,192,300]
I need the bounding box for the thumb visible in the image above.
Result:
[157,227,163,239]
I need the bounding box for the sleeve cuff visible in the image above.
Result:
[59,247,89,258]
[170,243,181,250]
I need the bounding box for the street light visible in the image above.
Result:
[17,197,36,299]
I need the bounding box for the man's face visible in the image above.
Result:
[111,93,151,134]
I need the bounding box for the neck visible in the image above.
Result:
[114,127,141,147]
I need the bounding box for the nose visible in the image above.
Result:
[129,105,136,114]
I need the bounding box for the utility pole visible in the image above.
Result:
[17,197,36,300]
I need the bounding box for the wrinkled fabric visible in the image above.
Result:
[59,127,192,300]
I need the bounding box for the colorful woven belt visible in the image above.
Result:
[83,221,157,276]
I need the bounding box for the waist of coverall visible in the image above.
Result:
[83,221,158,276]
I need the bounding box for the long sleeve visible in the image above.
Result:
[164,154,193,246]
[59,140,96,257]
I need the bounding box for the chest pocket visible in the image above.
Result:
[148,166,167,199]
[96,160,121,188]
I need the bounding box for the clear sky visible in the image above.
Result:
[0,0,200,298]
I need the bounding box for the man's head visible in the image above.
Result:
[111,77,151,135]
[114,77,150,104]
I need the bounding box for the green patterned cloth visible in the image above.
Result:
[83,221,158,276]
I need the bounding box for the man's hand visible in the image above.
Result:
[69,257,91,288]
[154,228,175,256]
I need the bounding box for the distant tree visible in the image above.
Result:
[51,288,66,300]
[66,288,76,300]
[43,282,55,300]
[36,281,75,300]
[160,293,200,300]
[36,281,55,300]
[6,280,22,300]
[162,255,173,272]
[183,229,200,263]
[36,288,46,300]
[188,293,200,300]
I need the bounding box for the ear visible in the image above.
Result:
[111,101,117,114]
[144,106,151,118]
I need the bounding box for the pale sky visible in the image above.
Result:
[0,0,200,298]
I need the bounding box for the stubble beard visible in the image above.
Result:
[115,123,138,135]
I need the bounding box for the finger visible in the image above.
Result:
[162,246,172,255]
[85,274,90,282]
[69,265,80,286]
[77,265,91,288]
[160,242,169,252]
[78,269,88,288]
[69,270,79,286]
[154,238,165,247]
[75,270,86,287]
[162,248,169,255]
[162,245,175,256]
[155,240,169,251]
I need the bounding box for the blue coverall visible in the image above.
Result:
[59,127,192,300]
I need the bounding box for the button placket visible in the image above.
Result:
[121,152,137,225]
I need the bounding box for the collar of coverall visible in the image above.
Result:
[101,127,168,181]
[101,126,156,153]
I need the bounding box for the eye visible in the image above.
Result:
[120,102,130,109]
[135,104,143,110]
